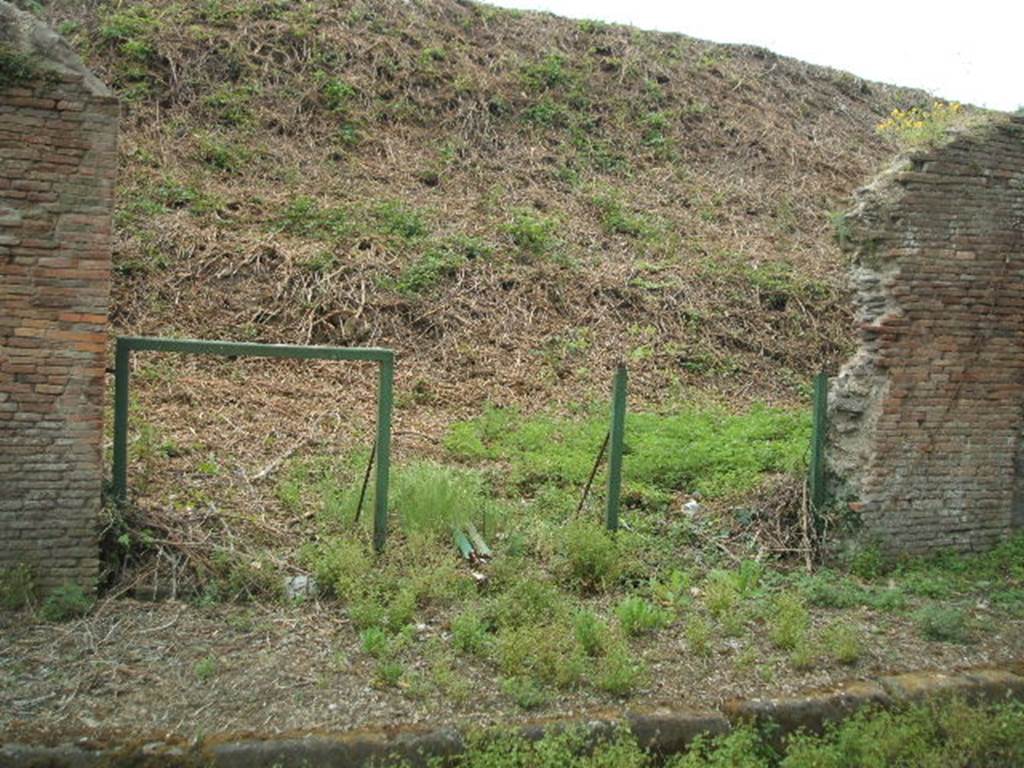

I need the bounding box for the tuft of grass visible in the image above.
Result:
[0,45,39,88]
[573,609,611,657]
[275,196,350,241]
[194,655,218,682]
[0,564,35,611]
[375,200,428,239]
[195,132,252,172]
[451,609,491,656]
[40,583,93,622]
[616,596,672,636]
[505,208,559,259]
[375,659,404,687]
[389,460,489,535]
[521,53,574,91]
[685,615,713,657]
[789,639,816,671]
[822,622,862,665]
[595,643,646,696]
[767,593,809,651]
[394,236,491,295]
[915,605,971,643]
[501,676,548,710]
[557,520,621,592]
[592,189,649,237]
[493,623,585,689]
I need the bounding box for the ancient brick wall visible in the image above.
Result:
[0,3,117,592]
[829,116,1024,553]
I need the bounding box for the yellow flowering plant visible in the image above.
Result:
[876,101,966,147]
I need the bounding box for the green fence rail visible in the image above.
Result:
[605,363,627,532]
[112,336,395,551]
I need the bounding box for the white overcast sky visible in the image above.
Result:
[490,1,1021,112]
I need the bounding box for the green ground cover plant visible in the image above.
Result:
[444,403,809,504]
[375,699,1024,766]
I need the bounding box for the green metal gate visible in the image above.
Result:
[112,336,395,551]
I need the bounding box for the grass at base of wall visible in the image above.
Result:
[374,698,1024,767]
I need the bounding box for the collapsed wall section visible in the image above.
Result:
[829,116,1024,553]
[0,3,117,592]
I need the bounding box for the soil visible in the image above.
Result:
[3,596,1022,746]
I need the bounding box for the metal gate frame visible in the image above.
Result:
[111,336,395,551]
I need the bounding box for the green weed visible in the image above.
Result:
[595,643,646,696]
[376,200,428,239]
[451,609,491,655]
[275,196,350,240]
[573,609,611,657]
[501,676,549,710]
[0,564,34,611]
[194,655,218,682]
[685,615,713,657]
[557,520,621,592]
[616,596,672,636]
[493,623,585,688]
[505,208,558,259]
[195,132,252,172]
[767,593,809,651]
[40,583,93,622]
[915,605,970,643]
[822,621,862,665]
[0,45,39,88]
[592,190,649,237]
[521,54,574,91]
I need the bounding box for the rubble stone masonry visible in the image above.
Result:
[0,3,117,592]
[829,116,1024,553]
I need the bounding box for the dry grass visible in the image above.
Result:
[36,0,932,601]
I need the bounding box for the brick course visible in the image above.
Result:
[0,3,117,592]
[829,117,1024,553]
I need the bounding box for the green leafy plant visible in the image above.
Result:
[573,609,611,657]
[767,593,809,651]
[557,520,621,592]
[194,654,218,682]
[376,200,428,239]
[616,596,672,636]
[451,609,491,655]
[595,643,646,696]
[0,564,34,611]
[40,583,94,622]
[915,605,970,643]
[505,208,558,258]
[822,622,862,665]
[501,676,549,710]
[685,615,713,657]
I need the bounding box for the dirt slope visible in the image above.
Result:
[40,0,926,410]
[26,0,936,580]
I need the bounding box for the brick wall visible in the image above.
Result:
[0,3,117,592]
[829,116,1024,553]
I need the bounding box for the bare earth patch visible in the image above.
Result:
[3,596,1022,747]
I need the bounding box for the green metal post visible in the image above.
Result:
[606,364,627,531]
[373,354,394,552]
[112,338,130,505]
[809,372,829,512]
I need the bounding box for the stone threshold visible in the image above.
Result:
[4,664,1024,767]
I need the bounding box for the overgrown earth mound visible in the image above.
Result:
[31,0,944,602]
[47,0,923,403]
